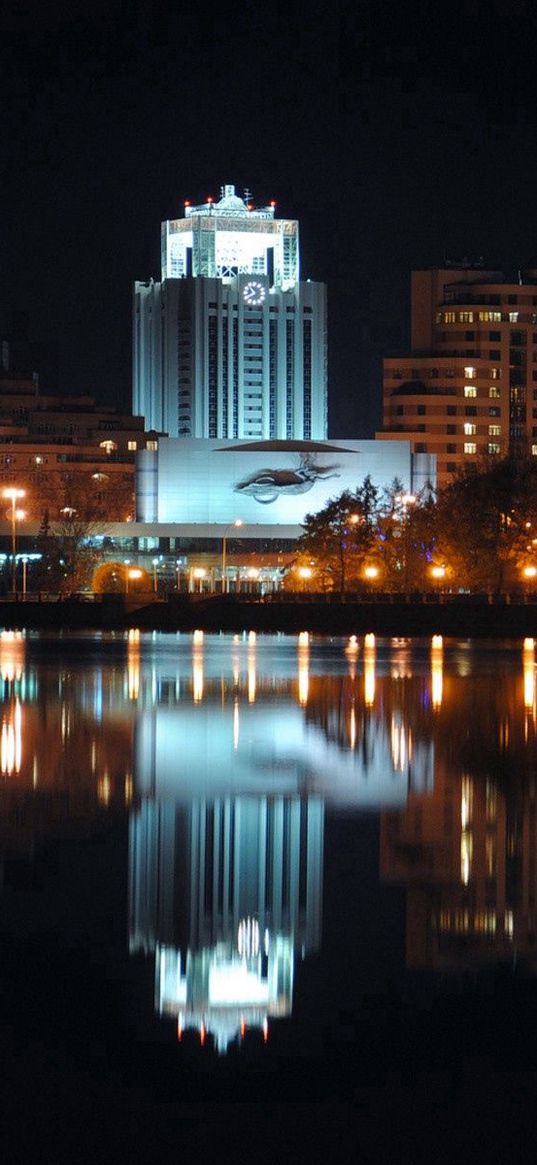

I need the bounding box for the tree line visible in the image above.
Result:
[287,456,537,595]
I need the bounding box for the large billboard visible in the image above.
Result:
[137,438,433,525]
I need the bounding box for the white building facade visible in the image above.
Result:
[133,184,327,441]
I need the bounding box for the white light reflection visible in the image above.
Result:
[192,631,204,703]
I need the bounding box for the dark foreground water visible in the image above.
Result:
[1,629,537,1161]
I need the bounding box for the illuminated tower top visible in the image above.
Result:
[161,183,299,289]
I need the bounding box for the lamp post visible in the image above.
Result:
[3,488,26,595]
[152,556,159,593]
[126,566,142,595]
[222,520,243,593]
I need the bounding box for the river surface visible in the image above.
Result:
[1,629,537,1158]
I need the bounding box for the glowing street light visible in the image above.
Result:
[3,488,25,594]
[364,565,379,580]
[222,520,243,593]
[193,566,206,593]
[126,566,142,595]
[431,565,446,581]
[523,565,537,580]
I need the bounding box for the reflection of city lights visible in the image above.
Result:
[523,638,535,713]
[192,631,204,702]
[345,635,358,656]
[98,774,111,805]
[364,634,375,707]
[0,697,22,774]
[233,698,240,749]
[461,831,473,885]
[127,628,140,700]
[390,713,410,773]
[431,635,443,708]
[0,629,25,682]
[349,706,356,750]
[298,631,309,705]
[461,775,473,829]
[238,917,260,958]
[248,654,256,704]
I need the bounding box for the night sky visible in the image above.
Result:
[2,0,537,437]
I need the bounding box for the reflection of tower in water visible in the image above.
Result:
[129,793,323,1052]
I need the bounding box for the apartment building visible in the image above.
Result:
[378,264,537,487]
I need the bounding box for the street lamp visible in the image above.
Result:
[193,566,206,594]
[126,566,142,595]
[152,556,159,593]
[3,488,26,594]
[222,519,243,594]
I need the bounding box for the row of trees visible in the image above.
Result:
[289,457,537,594]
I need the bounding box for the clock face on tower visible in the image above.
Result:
[242,280,266,306]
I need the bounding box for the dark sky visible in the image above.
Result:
[2,0,537,436]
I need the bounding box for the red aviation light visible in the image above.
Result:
[184,200,190,207]
[270,200,276,208]
[200,1022,206,1045]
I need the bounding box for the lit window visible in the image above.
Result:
[459,311,474,323]
[464,442,477,454]
[489,385,500,398]
[532,445,537,456]
[464,366,476,379]
[489,424,501,436]
[490,367,500,379]
[488,443,501,455]
[146,439,158,451]
[509,312,518,322]
[464,422,476,435]
[444,311,456,323]
[99,439,117,453]
[128,440,137,451]
[464,385,477,397]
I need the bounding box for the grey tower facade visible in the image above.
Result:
[133,184,327,441]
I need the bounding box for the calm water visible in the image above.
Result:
[2,629,537,1155]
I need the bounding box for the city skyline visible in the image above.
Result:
[3,4,537,440]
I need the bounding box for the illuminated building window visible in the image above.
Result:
[146,439,158,451]
[464,442,477,454]
[509,312,519,322]
[459,311,474,323]
[464,385,477,397]
[128,440,137,450]
[488,443,501,454]
[532,445,537,456]
[99,439,117,453]
[479,311,502,322]
[464,366,476,378]
[490,367,500,379]
[464,422,476,436]
[489,424,501,436]
[444,311,456,323]
[489,385,500,398]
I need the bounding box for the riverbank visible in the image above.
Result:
[1,593,537,637]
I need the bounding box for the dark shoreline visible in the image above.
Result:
[1,594,537,638]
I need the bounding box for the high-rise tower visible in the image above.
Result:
[133,184,327,441]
